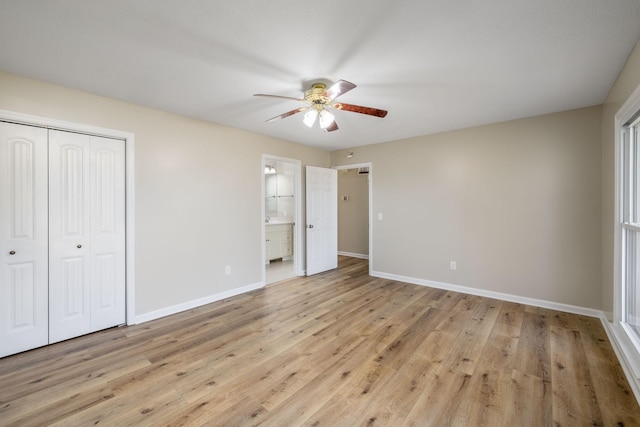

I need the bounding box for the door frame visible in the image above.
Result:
[0,109,136,325]
[261,154,304,283]
[333,162,373,275]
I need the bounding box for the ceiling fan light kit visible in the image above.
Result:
[254,80,388,132]
[318,110,335,129]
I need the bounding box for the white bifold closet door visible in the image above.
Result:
[0,122,125,357]
[0,123,49,357]
[48,129,126,344]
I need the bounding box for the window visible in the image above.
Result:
[616,84,640,382]
[621,112,640,347]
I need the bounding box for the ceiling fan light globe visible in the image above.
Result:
[319,110,335,129]
[303,110,318,127]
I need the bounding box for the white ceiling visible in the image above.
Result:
[1,1,639,151]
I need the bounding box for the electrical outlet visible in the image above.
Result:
[225,265,231,275]
[450,261,457,270]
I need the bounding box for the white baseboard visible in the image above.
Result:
[134,281,264,324]
[600,316,640,403]
[370,270,602,318]
[338,251,369,260]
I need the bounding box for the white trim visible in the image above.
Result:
[621,320,640,354]
[371,270,602,318]
[125,131,136,325]
[616,83,640,323]
[333,162,373,275]
[600,317,640,403]
[0,110,132,140]
[333,162,372,170]
[617,84,640,125]
[135,281,264,324]
[622,223,640,233]
[0,109,136,326]
[612,82,640,405]
[338,251,369,260]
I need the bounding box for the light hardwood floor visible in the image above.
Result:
[1,257,639,426]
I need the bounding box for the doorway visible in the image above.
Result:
[262,155,303,284]
[334,163,373,273]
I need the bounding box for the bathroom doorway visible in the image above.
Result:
[262,155,303,284]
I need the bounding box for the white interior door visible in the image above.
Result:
[49,130,125,343]
[0,122,49,357]
[306,166,337,275]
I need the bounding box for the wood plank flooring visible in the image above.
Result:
[1,257,639,426]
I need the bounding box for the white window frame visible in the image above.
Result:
[614,83,640,384]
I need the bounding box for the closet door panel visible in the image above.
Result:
[90,136,125,330]
[0,122,48,357]
[49,130,91,343]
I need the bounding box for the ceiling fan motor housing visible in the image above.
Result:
[305,83,331,109]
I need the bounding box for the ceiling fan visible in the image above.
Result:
[254,80,388,132]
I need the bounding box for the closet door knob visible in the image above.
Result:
[9,250,15,255]
[77,244,82,249]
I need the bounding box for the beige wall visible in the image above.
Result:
[0,71,330,316]
[338,169,369,256]
[332,106,603,309]
[4,38,639,317]
[601,41,640,314]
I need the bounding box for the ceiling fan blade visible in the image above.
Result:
[324,80,357,100]
[323,120,339,132]
[335,102,388,118]
[254,94,306,102]
[266,107,309,123]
